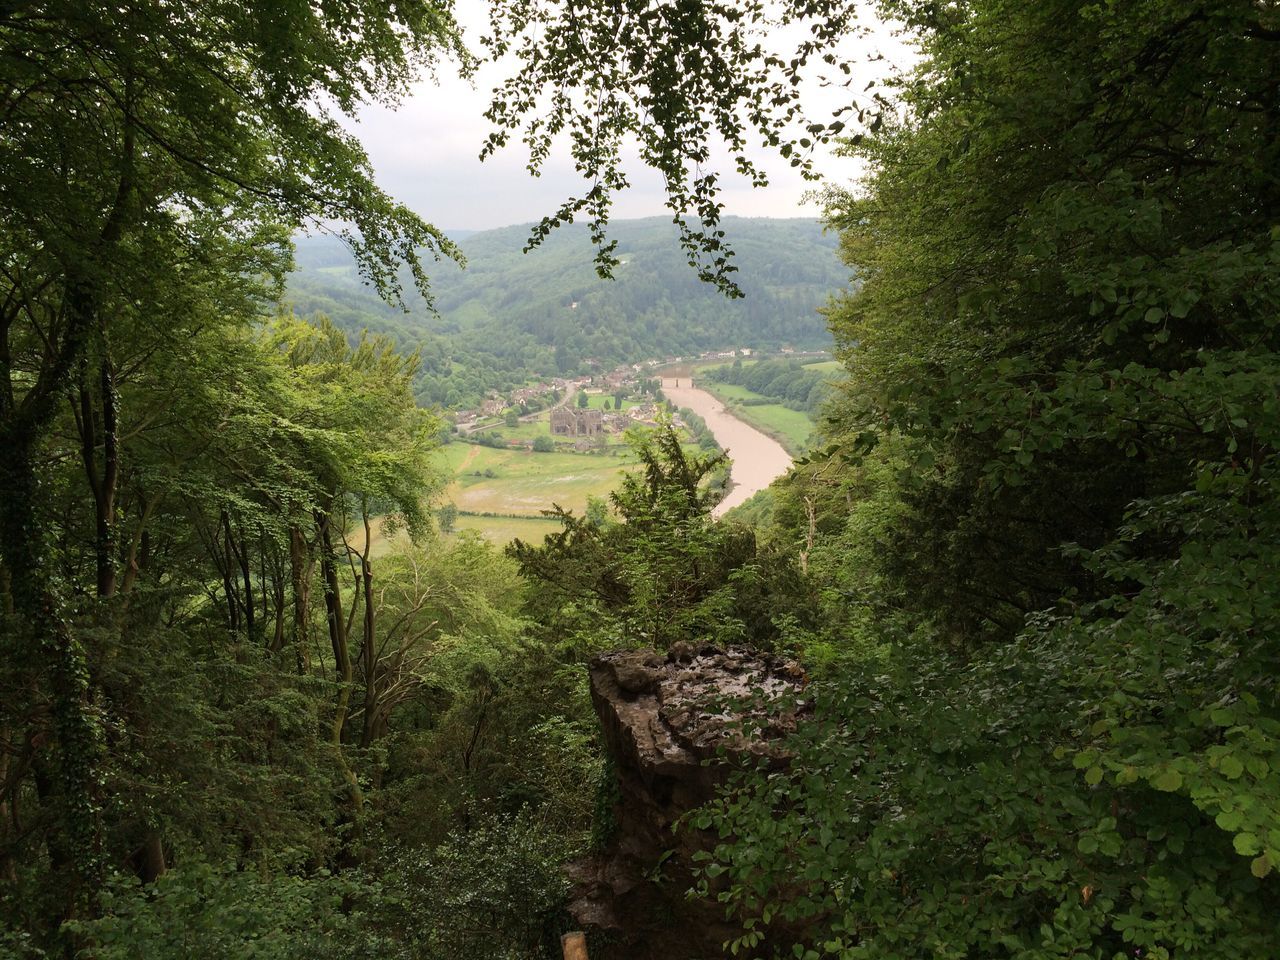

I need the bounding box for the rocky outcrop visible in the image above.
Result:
[568,643,807,959]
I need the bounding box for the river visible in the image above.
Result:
[661,378,793,516]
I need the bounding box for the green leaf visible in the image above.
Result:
[1151,768,1183,792]
[1234,832,1261,857]
[1215,810,1244,831]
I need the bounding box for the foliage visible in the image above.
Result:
[510,426,812,653]
[438,502,459,533]
[7,0,1278,956]
[694,0,1280,955]
[704,359,839,415]
[64,865,366,960]
[483,1,865,291]
[694,620,1280,959]
[677,407,723,454]
[0,0,467,917]
[365,807,572,960]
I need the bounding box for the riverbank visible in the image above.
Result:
[696,381,813,455]
[661,378,793,516]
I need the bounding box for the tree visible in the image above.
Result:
[438,503,459,533]
[532,435,556,453]
[0,0,469,914]
[508,426,791,651]
[584,496,609,529]
[577,392,590,409]
[697,1,1280,954]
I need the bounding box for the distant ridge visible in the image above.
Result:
[287,216,848,408]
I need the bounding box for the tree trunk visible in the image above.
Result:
[289,525,312,673]
[96,352,119,598]
[0,426,105,915]
[0,97,132,925]
[218,511,240,637]
[316,505,364,855]
[116,495,159,624]
[318,508,350,736]
[359,508,378,749]
[232,520,255,642]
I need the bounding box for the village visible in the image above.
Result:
[449,349,766,451]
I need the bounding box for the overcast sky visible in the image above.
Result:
[342,5,918,234]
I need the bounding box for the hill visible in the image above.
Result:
[286,217,847,408]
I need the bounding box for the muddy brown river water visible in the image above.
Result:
[661,378,794,516]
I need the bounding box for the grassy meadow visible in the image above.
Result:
[581,392,644,411]
[452,513,565,545]
[415,436,636,544]
[801,359,844,373]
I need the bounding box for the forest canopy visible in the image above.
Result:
[2,0,1278,958]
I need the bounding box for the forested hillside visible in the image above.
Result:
[3,1,1278,959]
[287,218,843,407]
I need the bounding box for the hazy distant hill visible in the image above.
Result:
[287,217,848,408]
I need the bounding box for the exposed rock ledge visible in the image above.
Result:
[567,643,806,960]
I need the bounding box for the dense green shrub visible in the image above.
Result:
[64,865,364,960]
[366,809,572,960]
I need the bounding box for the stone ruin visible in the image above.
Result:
[551,406,604,436]
[567,643,808,959]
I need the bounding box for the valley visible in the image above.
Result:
[286,217,848,410]
[7,7,1274,958]
[425,351,843,543]
[287,225,849,543]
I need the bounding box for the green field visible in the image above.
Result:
[453,513,564,545]
[707,383,762,403]
[357,425,633,555]
[581,393,643,411]
[438,441,635,518]
[351,507,564,556]
[802,359,844,373]
[731,404,814,451]
[476,411,553,443]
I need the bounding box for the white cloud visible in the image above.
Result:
[344,3,917,232]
